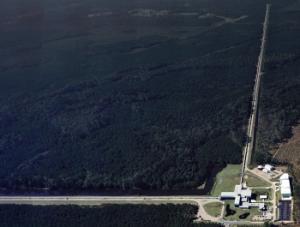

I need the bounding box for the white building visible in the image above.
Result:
[240,188,252,198]
[235,195,241,206]
[264,164,274,172]
[260,195,268,200]
[240,202,250,209]
[220,184,252,207]
[280,173,292,200]
[219,184,267,211]
[220,192,236,199]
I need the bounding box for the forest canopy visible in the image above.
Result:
[0,0,266,191]
[0,204,223,227]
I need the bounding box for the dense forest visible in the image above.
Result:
[0,0,266,191]
[0,204,222,227]
[255,0,300,163]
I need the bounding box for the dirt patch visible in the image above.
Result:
[271,124,300,179]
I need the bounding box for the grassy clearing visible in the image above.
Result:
[276,190,281,204]
[223,201,261,221]
[244,172,271,187]
[203,202,223,217]
[252,188,273,200]
[210,164,241,196]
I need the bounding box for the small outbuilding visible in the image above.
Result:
[264,164,274,172]
[260,195,268,200]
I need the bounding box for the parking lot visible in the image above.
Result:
[279,201,291,221]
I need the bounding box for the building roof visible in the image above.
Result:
[280,173,289,181]
[281,187,291,195]
[280,173,291,198]
[234,185,242,195]
[281,179,290,188]
[235,195,241,205]
[241,188,252,198]
[220,192,236,198]
[264,164,274,171]
[242,197,248,202]
[260,195,268,199]
[240,202,250,209]
[281,182,291,194]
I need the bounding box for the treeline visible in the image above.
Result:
[0,204,222,227]
[240,224,277,227]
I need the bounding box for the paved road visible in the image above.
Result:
[0,196,218,205]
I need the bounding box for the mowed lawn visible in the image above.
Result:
[223,201,260,221]
[210,164,241,196]
[204,202,223,217]
[252,188,273,200]
[244,172,271,187]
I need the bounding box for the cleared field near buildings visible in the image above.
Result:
[203,202,223,217]
[210,164,241,196]
[244,172,271,188]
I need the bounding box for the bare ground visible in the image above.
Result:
[272,124,300,179]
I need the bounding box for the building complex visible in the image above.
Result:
[220,183,265,210]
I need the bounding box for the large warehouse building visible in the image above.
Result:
[280,173,292,200]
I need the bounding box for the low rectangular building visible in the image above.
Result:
[235,195,241,206]
[220,192,236,199]
[280,173,292,200]
[260,195,268,200]
[240,202,250,209]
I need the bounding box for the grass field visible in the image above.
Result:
[210,164,241,196]
[223,201,261,221]
[244,172,271,187]
[203,202,223,217]
[252,188,273,201]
